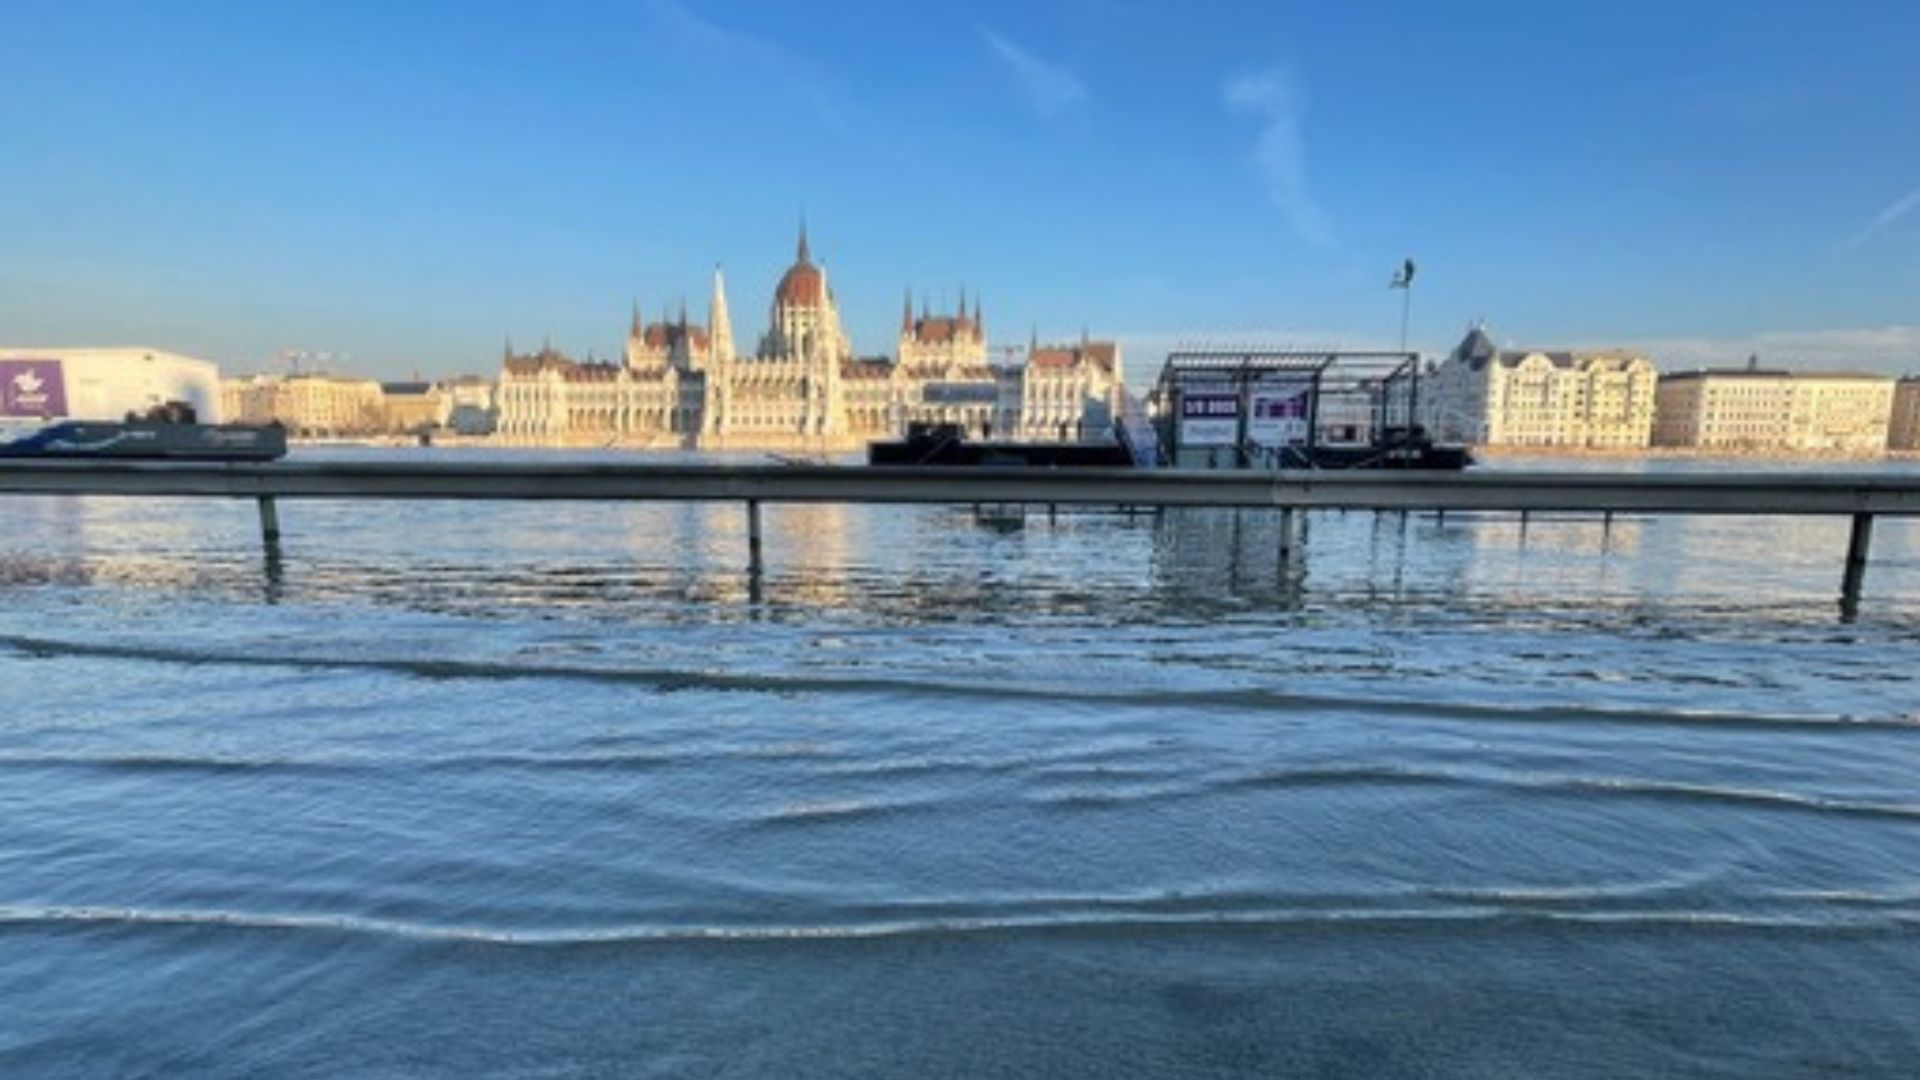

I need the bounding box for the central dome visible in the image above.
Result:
[774,223,826,307]
[775,262,824,307]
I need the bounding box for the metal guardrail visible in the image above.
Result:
[0,460,1916,512]
[0,460,1913,616]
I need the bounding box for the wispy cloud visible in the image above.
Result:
[1223,68,1333,249]
[1579,325,1920,373]
[979,28,1088,118]
[1847,189,1920,250]
[1111,324,1920,379]
[642,0,856,139]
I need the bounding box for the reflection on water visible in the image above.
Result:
[0,487,1915,629]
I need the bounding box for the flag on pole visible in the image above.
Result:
[1390,258,1416,289]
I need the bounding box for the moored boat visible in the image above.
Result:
[0,420,288,461]
[867,423,1135,467]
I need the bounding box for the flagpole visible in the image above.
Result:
[1389,257,1416,354]
[1398,283,1411,354]
[1390,258,1418,435]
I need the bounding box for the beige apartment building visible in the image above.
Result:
[1425,326,1657,449]
[224,373,386,436]
[1652,368,1895,454]
[379,382,440,434]
[1890,377,1920,451]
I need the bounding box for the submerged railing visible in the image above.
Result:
[0,460,1914,618]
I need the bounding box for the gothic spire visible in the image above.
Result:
[902,287,914,333]
[630,300,642,338]
[797,216,811,265]
[709,263,734,363]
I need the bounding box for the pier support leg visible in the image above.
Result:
[1840,513,1873,621]
[1278,507,1295,565]
[746,499,764,581]
[257,496,281,547]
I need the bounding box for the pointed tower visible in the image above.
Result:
[797,217,811,265]
[973,294,984,341]
[629,301,642,340]
[709,264,734,364]
[902,287,914,334]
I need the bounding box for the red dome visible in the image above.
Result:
[775,261,824,307]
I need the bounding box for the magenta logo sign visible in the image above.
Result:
[0,360,69,418]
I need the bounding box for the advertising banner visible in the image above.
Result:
[1247,385,1314,447]
[1178,389,1240,446]
[0,359,69,418]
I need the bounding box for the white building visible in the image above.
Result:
[1014,337,1125,441]
[893,291,999,436]
[1653,367,1895,454]
[0,347,222,423]
[1425,326,1657,449]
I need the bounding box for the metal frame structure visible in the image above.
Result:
[1148,348,1423,468]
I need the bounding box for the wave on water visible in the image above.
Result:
[6,746,1916,829]
[4,893,1915,949]
[3,633,1910,732]
[0,751,695,778]
[1211,765,1920,821]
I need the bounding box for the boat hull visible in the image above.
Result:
[0,422,289,462]
[868,438,1134,467]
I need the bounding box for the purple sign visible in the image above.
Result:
[1248,387,1313,447]
[1179,393,1240,419]
[0,360,69,418]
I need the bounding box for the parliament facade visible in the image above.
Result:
[493,227,1123,450]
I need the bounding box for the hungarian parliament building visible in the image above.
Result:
[493,227,1124,450]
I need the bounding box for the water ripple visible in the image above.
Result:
[6,897,1915,950]
[5,632,1911,731]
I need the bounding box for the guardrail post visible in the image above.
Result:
[1840,513,1873,621]
[746,499,764,579]
[256,496,281,547]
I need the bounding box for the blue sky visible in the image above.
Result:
[2,0,1917,379]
